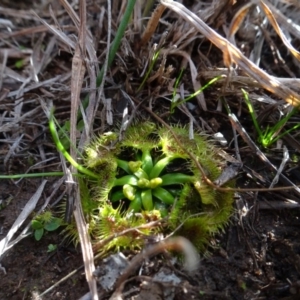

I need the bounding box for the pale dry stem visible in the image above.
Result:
[160,0,300,107]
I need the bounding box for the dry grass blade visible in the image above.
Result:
[0,180,47,261]
[91,0,111,132]
[58,0,98,298]
[3,134,23,166]
[263,0,300,40]
[200,69,300,93]
[0,106,40,132]
[0,50,7,90]
[160,0,300,107]
[7,74,70,98]
[32,12,76,50]
[259,0,300,62]
[228,2,252,41]
[140,3,166,46]
[269,146,289,188]
[0,6,39,20]
[59,0,99,144]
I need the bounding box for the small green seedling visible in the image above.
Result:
[243,89,300,148]
[15,59,25,69]
[137,48,161,92]
[31,211,62,241]
[47,244,57,253]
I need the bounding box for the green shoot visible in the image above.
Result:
[242,88,262,137]
[137,49,160,92]
[0,172,65,179]
[171,68,185,108]
[15,59,25,69]
[0,112,101,180]
[96,0,137,87]
[78,0,137,122]
[49,111,99,179]
[31,212,62,241]
[243,89,300,148]
[47,244,57,253]
[171,75,223,113]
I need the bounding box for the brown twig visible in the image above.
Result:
[110,237,200,299]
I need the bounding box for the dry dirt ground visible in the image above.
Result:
[1,1,300,299]
[1,178,300,299]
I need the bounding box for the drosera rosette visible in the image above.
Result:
[156,125,235,251]
[64,121,234,253]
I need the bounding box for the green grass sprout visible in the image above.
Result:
[96,0,137,87]
[171,68,185,110]
[137,49,160,92]
[243,88,300,148]
[0,172,65,179]
[171,75,223,113]
[79,0,137,121]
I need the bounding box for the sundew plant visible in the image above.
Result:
[62,122,234,253]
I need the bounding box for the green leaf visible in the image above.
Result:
[128,191,142,212]
[31,220,43,230]
[113,175,138,186]
[149,157,173,178]
[15,59,25,69]
[152,187,175,205]
[154,201,168,217]
[116,159,132,174]
[44,217,62,231]
[141,189,154,210]
[34,228,44,241]
[110,189,125,202]
[123,184,136,201]
[128,161,142,173]
[47,244,57,253]
[141,149,153,175]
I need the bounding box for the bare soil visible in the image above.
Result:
[1,177,300,299]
